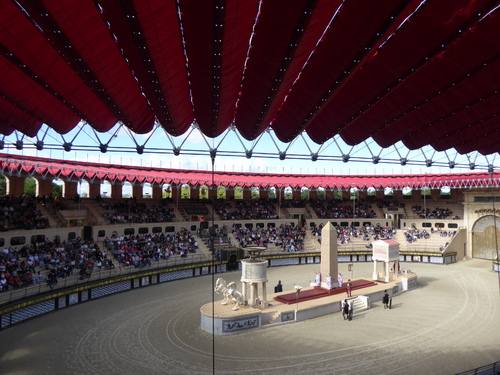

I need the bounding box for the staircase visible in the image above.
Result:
[303,229,320,252]
[372,204,385,219]
[350,295,370,312]
[194,234,211,254]
[80,199,109,225]
[305,202,318,219]
[265,310,283,325]
[37,203,65,228]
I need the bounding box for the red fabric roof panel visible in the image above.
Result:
[133,0,194,135]
[0,56,80,133]
[234,0,342,140]
[0,97,41,137]
[328,0,495,146]
[39,0,156,133]
[181,0,258,137]
[1,0,118,133]
[0,1,499,156]
[272,0,411,143]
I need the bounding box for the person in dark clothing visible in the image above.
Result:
[383,290,390,309]
[275,280,283,293]
[342,299,349,320]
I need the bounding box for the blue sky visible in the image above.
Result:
[1,121,493,176]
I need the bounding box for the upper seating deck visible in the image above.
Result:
[0,196,466,235]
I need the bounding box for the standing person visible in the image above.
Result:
[382,289,390,309]
[346,279,352,297]
[275,280,283,293]
[348,300,354,321]
[342,299,349,320]
[338,273,343,288]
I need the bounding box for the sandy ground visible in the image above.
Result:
[0,259,499,375]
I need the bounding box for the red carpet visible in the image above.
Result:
[274,279,377,305]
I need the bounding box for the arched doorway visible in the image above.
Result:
[77,180,90,198]
[472,215,500,260]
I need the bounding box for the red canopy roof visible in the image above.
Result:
[1,153,499,190]
[0,1,499,154]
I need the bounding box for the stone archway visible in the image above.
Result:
[472,215,500,260]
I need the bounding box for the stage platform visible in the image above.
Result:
[274,279,378,305]
[201,275,414,335]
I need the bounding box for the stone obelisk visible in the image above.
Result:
[320,221,338,289]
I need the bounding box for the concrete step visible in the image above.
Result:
[266,310,282,325]
[351,296,370,312]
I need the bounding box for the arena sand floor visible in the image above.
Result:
[0,259,499,375]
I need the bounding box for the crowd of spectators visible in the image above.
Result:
[376,199,405,209]
[0,246,37,291]
[412,205,455,219]
[403,227,431,243]
[279,199,306,208]
[310,199,377,219]
[0,192,465,293]
[311,223,396,246]
[434,226,457,238]
[0,195,50,231]
[336,225,396,245]
[403,225,456,244]
[102,198,175,224]
[105,229,198,267]
[214,199,279,220]
[0,236,108,292]
[232,223,306,252]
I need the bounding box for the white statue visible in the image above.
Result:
[326,274,332,289]
[315,272,321,286]
[215,278,244,311]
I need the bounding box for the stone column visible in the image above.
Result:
[309,189,318,200]
[242,188,251,200]
[191,186,200,200]
[5,176,21,196]
[88,181,100,198]
[393,260,398,281]
[132,184,143,198]
[320,221,338,289]
[260,189,268,200]
[152,185,162,200]
[111,183,123,199]
[241,281,248,305]
[64,181,78,198]
[251,283,257,308]
[38,179,52,197]
[261,281,268,308]
[373,260,378,280]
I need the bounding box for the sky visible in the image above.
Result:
[0,121,494,177]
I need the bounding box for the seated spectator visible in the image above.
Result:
[214,199,278,220]
[310,199,376,219]
[102,198,175,224]
[0,195,50,231]
[106,229,197,265]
